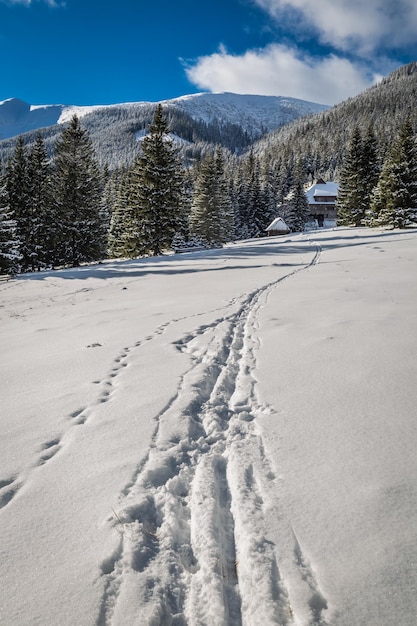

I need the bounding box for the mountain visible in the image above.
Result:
[0,92,329,169]
[160,92,328,136]
[2,63,417,177]
[252,61,417,181]
[0,92,329,141]
[0,98,103,140]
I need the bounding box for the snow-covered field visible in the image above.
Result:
[1,228,417,626]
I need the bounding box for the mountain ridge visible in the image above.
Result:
[0,92,329,142]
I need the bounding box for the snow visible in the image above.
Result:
[312,190,335,197]
[0,98,102,139]
[56,105,104,125]
[306,182,339,204]
[135,129,191,148]
[0,93,329,141]
[1,227,417,626]
[266,217,290,232]
[163,92,329,135]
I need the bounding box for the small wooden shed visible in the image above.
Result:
[266,217,290,236]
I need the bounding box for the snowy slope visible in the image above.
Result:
[1,228,417,625]
[0,92,329,140]
[0,97,103,140]
[164,91,329,135]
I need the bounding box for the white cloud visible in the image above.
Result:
[185,44,378,105]
[254,0,417,54]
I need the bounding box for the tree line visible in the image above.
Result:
[0,115,107,274]
[3,101,416,275]
[0,105,293,275]
[337,118,417,228]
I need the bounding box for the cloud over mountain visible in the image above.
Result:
[186,44,377,106]
[186,0,415,104]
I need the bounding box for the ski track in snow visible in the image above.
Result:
[0,299,242,508]
[94,240,329,626]
[0,239,329,625]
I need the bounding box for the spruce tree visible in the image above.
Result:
[6,136,31,270]
[369,155,397,227]
[236,150,266,238]
[108,170,140,258]
[189,148,234,246]
[53,115,105,266]
[234,165,251,239]
[99,164,113,242]
[337,126,368,226]
[0,179,21,275]
[214,147,234,242]
[362,125,380,208]
[129,104,185,256]
[189,153,221,245]
[260,157,280,227]
[247,164,264,237]
[370,117,417,228]
[27,133,54,270]
[286,164,309,232]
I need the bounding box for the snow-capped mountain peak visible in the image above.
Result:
[0,92,329,141]
[162,91,329,135]
[0,97,103,140]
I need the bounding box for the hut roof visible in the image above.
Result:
[306,181,339,204]
[266,217,290,232]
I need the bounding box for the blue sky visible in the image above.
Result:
[1,0,417,107]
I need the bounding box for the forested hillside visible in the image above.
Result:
[0,92,327,170]
[253,62,417,182]
[0,105,251,170]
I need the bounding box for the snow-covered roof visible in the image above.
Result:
[306,181,339,204]
[266,217,289,231]
[313,189,335,197]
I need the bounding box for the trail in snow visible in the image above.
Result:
[3,231,417,626]
[93,240,329,626]
[0,320,168,510]
[0,300,243,512]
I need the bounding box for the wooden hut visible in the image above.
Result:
[266,217,290,236]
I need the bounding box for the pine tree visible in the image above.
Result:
[129,105,185,256]
[260,157,280,226]
[370,117,417,228]
[337,126,368,226]
[27,133,54,270]
[234,165,251,239]
[6,136,31,270]
[369,155,397,226]
[213,147,234,242]
[286,164,309,232]
[0,179,21,275]
[362,125,380,208]
[247,164,264,237]
[189,148,234,246]
[53,115,105,266]
[108,170,140,258]
[99,164,113,243]
[235,150,266,238]
[189,153,221,245]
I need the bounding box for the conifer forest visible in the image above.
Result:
[2,62,417,275]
